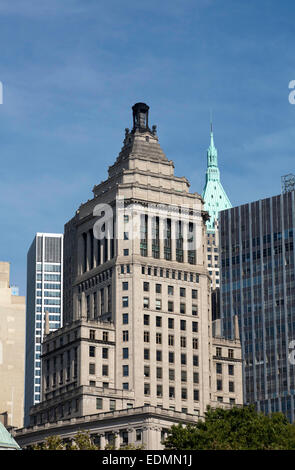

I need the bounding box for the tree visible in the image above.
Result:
[163,405,295,450]
[33,431,99,450]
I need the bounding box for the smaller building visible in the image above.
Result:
[0,262,26,429]
[0,422,21,450]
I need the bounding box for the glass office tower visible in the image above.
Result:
[24,233,63,426]
[220,191,295,422]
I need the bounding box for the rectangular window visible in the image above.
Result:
[156,316,162,327]
[156,299,162,311]
[144,331,150,342]
[144,314,150,325]
[122,296,129,308]
[216,363,222,374]
[229,381,235,393]
[228,364,234,376]
[123,365,129,377]
[169,369,175,381]
[168,301,174,312]
[156,333,162,344]
[180,336,186,348]
[156,350,162,362]
[217,379,223,391]
[123,348,129,359]
[102,348,108,359]
[180,303,186,314]
[192,321,198,333]
[102,365,108,376]
[168,334,174,346]
[180,287,186,297]
[89,363,95,375]
[144,348,150,360]
[144,383,150,395]
[155,284,162,294]
[169,351,174,363]
[193,355,199,367]
[156,367,162,379]
[123,330,129,342]
[122,282,129,290]
[122,313,129,324]
[89,346,95,357]
[192,305,198,316]
[180,319,186,331]
[192,289,198,299]
[143,297,150,309]
[194,389,199,402]
[181,353,187,365]
[96,398,103,409]
[143,282,149,292]
[168,285,174,295]
[168,318,174,329]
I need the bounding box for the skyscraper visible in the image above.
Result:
[24,233,63,426]
[220,190,295,421]
[202,124,231,320]
[16,104,243,450]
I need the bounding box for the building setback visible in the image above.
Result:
[24,233,63,426]
[16,103,243,450]
[220,190,295,421]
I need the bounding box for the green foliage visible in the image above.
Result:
[163,405,295,450]
[33,431,99,450]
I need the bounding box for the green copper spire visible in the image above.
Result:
[202,122,232,232]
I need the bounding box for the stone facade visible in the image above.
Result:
[0,262,26,429]
[14,103,243,450]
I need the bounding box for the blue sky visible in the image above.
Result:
[0,0,294,294]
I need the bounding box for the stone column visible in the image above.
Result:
[127,427,136,447]
[159,217,164,259]
[114,432,120,450]
[99,433,106,450]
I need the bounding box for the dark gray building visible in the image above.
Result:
[220,190,295,421]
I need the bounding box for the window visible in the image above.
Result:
[180,336,186,348]
[216,347,222,357]
[192,289,198,299]
[155,284,162,294]
[192,321,198,333]
[102,365,108,376]
[169,369,175,381]
[216,363,222,374]
[143,298,149,309]
[143,282,149,292]
[96,398,103,409]
[144,314,150,325]
[89,363,95,375]
[123,249,129,256]
[123,365,129,377]
[89,330,95,340]
[103,331,109,342]
[123,348,129,359]
[217,379,223,391]
[169,351,174,363]
[193,372,199,384]
[230,398,236,406]
[169,386,175,398]
[193,355,199,367]
[192,305,198,316]
[168,285,174,295]
[144,365,150,378]
[136,429,142,441]
[194,389,199,402]
[122,296,129,308]
[157,385,163,397]
[110,400,116,411]
[144,349,150,360]
[181,388,187,400]
[168,334,174,346]
[180,303,185,314]
[156,350,162,362]
[122,282,129,291]
[123,383,129,390]
[156,333,162,344]
[229,381,235,393]
[156,316,162,327]
[180,319,186,331]
[102,348,108,359]
[123,330,129,342]
[181,370,187,382]
[122,313,129,324]
[228,349,234,359]
[124,232,129,240]
[168,318,174,329]
[193,338,198,349]
[144,383,150,395]
[156,367,162,379]
[181,353,187,365]
[156,299,162,311]
[89,346,95,357]
[168,301,174,312]
[180,287,186,297]
[144,331,150,342]
[228,364,234,376]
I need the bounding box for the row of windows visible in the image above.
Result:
[121,295,198,315]
[142,282,198,298]
[37,274,61,282]
[216,363,235,375]
[143,383,199,401]
[37,283,61,290]
[216,379,235,393]
[141,266,200,283]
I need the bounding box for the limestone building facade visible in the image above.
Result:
[0,262,26,430]
[15,103,243,450]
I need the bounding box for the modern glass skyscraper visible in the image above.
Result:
[24,233,63,426]
[220,191,295,421]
